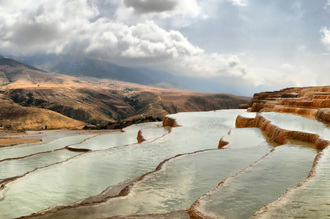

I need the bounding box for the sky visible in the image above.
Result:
[0,0,330,96]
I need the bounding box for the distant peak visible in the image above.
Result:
[0,57,44,72]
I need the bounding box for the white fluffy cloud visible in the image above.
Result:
[321,27,330,50]
[0,0,327,95]
[231,0,248,7]
[0,0,249,81]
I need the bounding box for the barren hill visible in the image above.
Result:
[0,57,250,130]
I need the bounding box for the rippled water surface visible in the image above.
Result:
[196,144,317,219]
[53,128,272,218]
[0,134,96,161]
[261,112,330,140]
[0,110,324,219]
[0,150,83,180]
[0,110,245,218]
[253,146,330,218]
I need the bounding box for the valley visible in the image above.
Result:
[0,58,329,219]
[1,1,329,218]
[0,57,249,131]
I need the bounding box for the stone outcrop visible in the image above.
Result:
[315,108,330,123]
[137,130,146,143]
[247,86,330,123]
[218,139,229,149]
[235,115,256,128]
[162,117,178,127]
[236,114,330,150]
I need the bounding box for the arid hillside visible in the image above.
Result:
[0,58,250,130]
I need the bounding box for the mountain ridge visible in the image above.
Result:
[15,54,253,95]
[0,57,250,130]
[15,54,179,88]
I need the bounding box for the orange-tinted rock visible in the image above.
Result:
[312,99,330,108]
[273,106,317,118]
[162,117,178,127]
[294,100,312,108]
[237,114,330,150]
[251,103,265,112]
[315,138,330,150]
[247,86,330,121]
[218,139,229,149]
[137,130,146,143]
[280,98,298,107]
[315,109,330,123]
[235,115,256,128]
[260,108,275,112]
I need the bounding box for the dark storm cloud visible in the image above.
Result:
[124,0,177,14]
[8,17,59,47]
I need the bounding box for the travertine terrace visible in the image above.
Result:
[243,86,330,123]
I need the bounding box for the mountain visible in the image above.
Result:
[15,54,253,95]
[0,57,250,130]
[16,54,178,87]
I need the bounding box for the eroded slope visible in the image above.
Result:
[0,57,250,130]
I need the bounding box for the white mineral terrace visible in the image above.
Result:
[0,109,328,219]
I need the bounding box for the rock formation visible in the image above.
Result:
[247,86,330,123]
[137,130,146,143]
[162,117,178,127]
[236,114,329,150]
[237,86,330,150]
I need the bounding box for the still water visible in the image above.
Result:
[196,144,317,219]
[0,134,96,161]
[0,110,246,218]
[261,112,330,140]
[51,128,272,218]
[253,145,330,218]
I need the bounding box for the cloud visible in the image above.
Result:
[0,0,98,53]
[113,0,201,28]
[231,0,248,7]
[321,27,330,50]
[1,0,326,96]
[0,0,247,81]
[123,0,177,14]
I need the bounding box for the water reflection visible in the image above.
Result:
[0,110,244,218]
[196,144,317,219]
[0,150,82,180]
[33,128,272,218]
[253,146,330,218]
[261,112,330,140]
[0,134,96,161]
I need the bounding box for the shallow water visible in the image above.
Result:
[52,129,272,218]
[69,123,167,151]
[219,128,268,149]
[0,110,244,218]
[68,132,137,150]
[0,150,83,180]
[0,134,96,161]
[139,127,169,141]
[1,110,324,219]
[261,112,330,140]
[253,146,330,218]
[196,144,317,219]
